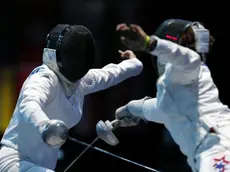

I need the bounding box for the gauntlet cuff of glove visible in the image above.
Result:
[144,36,157,53]
[127,96,152,120]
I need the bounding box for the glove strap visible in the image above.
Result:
[144,35,151,50]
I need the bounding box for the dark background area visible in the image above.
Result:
[0,1,229,172]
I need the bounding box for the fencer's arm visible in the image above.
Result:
[19,72,57,128]
[148,36,201,71]
[19,72,68,148]
[80,58,143,95]
[118,97,164,124]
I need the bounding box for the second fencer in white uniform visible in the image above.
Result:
[114,20,230,172]
[0,24,143,171]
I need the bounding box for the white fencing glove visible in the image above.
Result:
[115,106,140,127]
[115,97,151,127]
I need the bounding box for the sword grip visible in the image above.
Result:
[106,119,121,130]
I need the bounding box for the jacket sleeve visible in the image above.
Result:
[79,58,143,95]
[19,68,57,129]
[127,97,164,124]
[150,36,201,84]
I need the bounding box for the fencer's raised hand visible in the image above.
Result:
[118,50,136,60]
[37,119,68,148]
[116,23,151,51]
[115,105,141,127]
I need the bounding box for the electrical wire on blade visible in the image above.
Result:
[64,135,161,172]
[64,136,100,172]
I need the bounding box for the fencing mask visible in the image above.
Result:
[45,24,95,82]
[153,19,210,76]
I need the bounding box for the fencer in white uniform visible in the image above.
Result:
[0,24,143,172]
[114,20,230,172]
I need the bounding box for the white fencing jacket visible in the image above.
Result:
[127,36,230,171]
[0,48,143,170]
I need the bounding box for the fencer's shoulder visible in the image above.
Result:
[200,63,210,72]
[26,64,59,86]
[151,35,199,57]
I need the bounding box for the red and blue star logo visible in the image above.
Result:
[213,156,230,172]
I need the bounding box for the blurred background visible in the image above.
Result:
[0,1,228,172]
